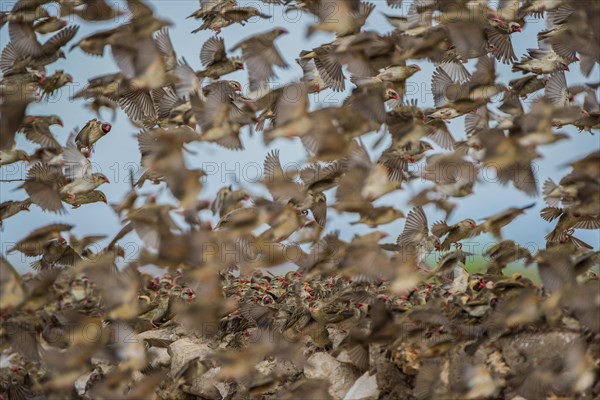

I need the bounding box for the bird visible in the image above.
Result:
[431,218,480,251]
[61,147,110,200]
[0,198,32,226]
[9,223,73,257]
[198,36,245,79]
[231,27,289,89]
[18,115,63,150]
[0,2,598,398]
[476,203,536,239]
[512,48,570,75]
[74,119,112,155]
[0,148,29,166]
[396,206,441,264]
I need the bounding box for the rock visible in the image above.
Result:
[374,354,407,396]
[168,338,214,378]
[147,347,170,370]
[305,352,360,400]
[136,327,178,343]
[185,367,228,399]
[74,372,91,397]
[256,358,299,378]
[343,371,379,400]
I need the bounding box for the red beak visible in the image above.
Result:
[516,27,521,32]
[575,56,580,62]
[239,65,245,70]
[564,65,570,71]
[23,206,30,212]
[104,178,110,183]
[58,121,64,127]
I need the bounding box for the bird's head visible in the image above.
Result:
[509,22,521,33]
[234,60,245,70]
[385,88,400,101]
[51,115,64,127]
[97,192,107,204]
[94,174,110,184]
[101,123,112,134]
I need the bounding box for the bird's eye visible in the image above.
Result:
[302,210,309,215]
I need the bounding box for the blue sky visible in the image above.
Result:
[1,1,599,272]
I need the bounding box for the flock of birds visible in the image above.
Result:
[1,0,599,399]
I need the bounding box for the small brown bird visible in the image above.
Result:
[297,56,328,93]
[8,24,79,68]
[431,218,480,250]
[75,119,112,155]
[541,207,599,249]
[0,148,29,166]
[350,205,405,228]
[485,240,533,275]
[476,203,536,239]
[138,291,171,327]
[420,152,477,198]
[60,0,122,22]
[478,128,539,196]
[20,163,68,213]
[198,36,244,79]
[62,190,108,209]
[190,85,253,149]
[512,48,570,75]
[262,149,328,227]
[211,186,250,218]
[33,16,67,34]
[507,74,547,99]
[396,206,441,263]
[334,143,400,212]
[18,115,63,150]
[9,223,73,256]
[0,198,32,226]
[29,237,81,270]
[38,70,72,98]
[306,0,374,37]
[231,27,289,89]
[351,64,421,87]
[190,2,270,34]
[61,147,110,199]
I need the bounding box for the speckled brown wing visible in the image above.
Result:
[22,163,66,213]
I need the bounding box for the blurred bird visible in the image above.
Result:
[476,203,536,239]
[431,218,480,251]
[396,206,441,264]
[231,27,289,89]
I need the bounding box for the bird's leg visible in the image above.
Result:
[416,262,430,273]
